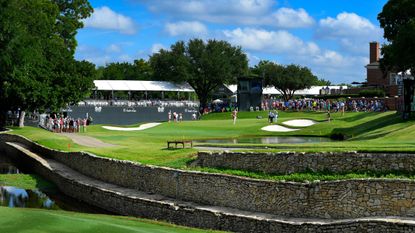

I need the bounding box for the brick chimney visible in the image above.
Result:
[369,42,380,63]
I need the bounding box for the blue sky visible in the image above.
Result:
[75,0,388,84]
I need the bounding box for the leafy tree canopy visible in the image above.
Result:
[378,0,415,73]
[257,61,318,101]
[98,59,153,80]
[315,78,332,86]
[0,0,95,128]
[149,39,248,108]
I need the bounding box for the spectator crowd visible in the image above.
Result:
[39,114,90,133]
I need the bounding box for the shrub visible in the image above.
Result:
[359,89,385,97]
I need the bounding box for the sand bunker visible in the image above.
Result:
[282,119,316,127]
[102,123,161,131]
[261,125,299,132]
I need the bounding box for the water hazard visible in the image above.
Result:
[0,156,20,174]
[0,154,109,214]
[194,136,333,145]
[0,186,58,209]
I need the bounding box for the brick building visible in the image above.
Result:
[365,41,402,97]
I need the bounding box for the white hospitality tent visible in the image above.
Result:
[263,86,348,96]
[93,80,195,100]
[94,80,194,92]
[225,85,348,96]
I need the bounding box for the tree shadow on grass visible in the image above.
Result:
[330,113,404,140]
[339,112,385,122]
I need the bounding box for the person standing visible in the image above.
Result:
[83,118,87,133]
[274,110,279,123]
[268,111,274,124]
[168,111,172,123]
[232,109,238,125]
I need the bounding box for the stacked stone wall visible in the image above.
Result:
[2,134,415,219]
[195,151,415,174]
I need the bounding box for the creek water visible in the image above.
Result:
[194,136,333,145]
[0,154,109,214]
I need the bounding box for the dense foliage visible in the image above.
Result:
[0,0,95,128]
[97,59,153,80]
[253,61,318,101]
[378,0,415,74]
[149,39,248,108]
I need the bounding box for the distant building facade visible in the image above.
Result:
[365,41,405,97]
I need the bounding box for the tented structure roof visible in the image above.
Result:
[263,86,348,95]
[93,80,194,92]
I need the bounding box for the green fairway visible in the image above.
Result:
[0,207,222,233]
[8,111,415,168]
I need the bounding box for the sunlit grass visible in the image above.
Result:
[8,111,415,169]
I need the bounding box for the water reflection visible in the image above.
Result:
[195,136,333,145]
[0,186,59,209]
[0,156,20,174]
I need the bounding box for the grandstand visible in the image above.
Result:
[64,80,199,125]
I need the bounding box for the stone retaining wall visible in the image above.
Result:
[2,139,415,233]
[2,134,415,220]
[195,151,415,174]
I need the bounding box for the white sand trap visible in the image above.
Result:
[102,123,161,131]
[282,119,316,127]
[261,125,299,132]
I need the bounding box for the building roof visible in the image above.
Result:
[93,80,195,92]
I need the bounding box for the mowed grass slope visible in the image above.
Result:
[0,207,222,233]
[8,111,415,168]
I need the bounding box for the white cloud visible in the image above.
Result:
[145,0,273,17]
[165,21,208,37]
[223,28,319,55]
[83,6,137,34]
[150,43,166,54]
[318,12,380,38]
[137,0,313,28]
[106,44,122,53]
[221,27,368,83]
[271,8,314,28]
[316,12,383,56]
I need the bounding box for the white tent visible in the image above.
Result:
[93,80,195,92]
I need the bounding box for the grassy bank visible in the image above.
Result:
[0,207,222,233]
[193,167,415,183]
[0,174,56,190]
[7,111,415,168]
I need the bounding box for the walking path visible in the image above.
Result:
[102,123,161,131]
[62,133,116,148]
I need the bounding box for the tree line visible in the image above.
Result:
[0,0,410,128]
[98,39,330,109]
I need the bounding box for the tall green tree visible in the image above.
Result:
[260,61,318,101]
[0,0,95,128]
[150,39,248,109]
[378,0,415,74]
[100,59,153,80]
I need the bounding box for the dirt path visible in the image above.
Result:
[62,133,116,148]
